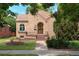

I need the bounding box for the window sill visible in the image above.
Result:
[18,31,26,33]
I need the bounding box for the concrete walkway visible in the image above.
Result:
[35,41,48,50]
[36,50,79,56]
[0,50,79,56]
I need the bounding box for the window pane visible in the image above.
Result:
[20,24,25,31]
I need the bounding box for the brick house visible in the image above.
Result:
[16,10,55,40]
[0,25,15,37]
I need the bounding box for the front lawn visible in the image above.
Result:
[0,37,36,50]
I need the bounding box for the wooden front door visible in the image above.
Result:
[37,22,43,34]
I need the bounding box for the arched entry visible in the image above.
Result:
[37,22,43,34]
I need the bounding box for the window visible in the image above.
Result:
[19,24,25,32]
[20,35,24,38]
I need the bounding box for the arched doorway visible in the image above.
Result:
[37,22,43,34]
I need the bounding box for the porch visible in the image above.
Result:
[17,34,48,41]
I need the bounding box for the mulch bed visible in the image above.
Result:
[6,40,24,45]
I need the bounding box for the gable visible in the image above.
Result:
[16,14,34,22]
[16,10,54,22]
[36,10,52,22]
[37,10,51,19]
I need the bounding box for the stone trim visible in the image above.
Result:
[16,21,28,23]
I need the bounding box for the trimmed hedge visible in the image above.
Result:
[68,41,79,49]
[46,38,79,49]
[46,38,69,49]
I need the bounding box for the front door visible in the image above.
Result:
[37,22,43,34]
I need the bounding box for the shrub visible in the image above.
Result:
[46,38,56,48]
[46,38,69,49]
[68,41,79,49]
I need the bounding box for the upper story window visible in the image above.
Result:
[19,24,25,32]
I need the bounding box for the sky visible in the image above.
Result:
[9,4,58,14]
[52,4,58,13]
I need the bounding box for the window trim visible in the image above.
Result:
[19,24,25,32]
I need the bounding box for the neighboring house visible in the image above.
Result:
[16,10,55,40]
[0,25,16,37]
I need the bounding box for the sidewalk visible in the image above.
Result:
[0,50,79,56]
[0,50,36,54]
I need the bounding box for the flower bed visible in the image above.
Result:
[6,40,24,45]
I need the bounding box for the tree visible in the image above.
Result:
[3,16,16,32]
[26,3,54,15]
[7,10,17,16]
[54,3,79,40]
[0,3,17,27]
[58,3,79,22]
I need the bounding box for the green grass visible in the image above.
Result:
[0,37,16,43]
[0,54,38,56]
[0,37,36,50]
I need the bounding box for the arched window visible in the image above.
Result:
[19,24,25,32]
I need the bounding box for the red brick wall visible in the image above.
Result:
[11,32,16,36]
[0,26,16,37]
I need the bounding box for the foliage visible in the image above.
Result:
[54,3,79,40]
[28,3,44,15]
[58,3,79,22]
[68,40,79,49]
[53,12,57,19]
[7,10,17,16]
[46,37,69,49]
[28,3,54,15]
[54,19,78,40]
[3,16,16,32]
[0,8,7,27]
[46,36,79,49]
[0,3,17,27]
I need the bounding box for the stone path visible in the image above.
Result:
[35,41,48,50]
